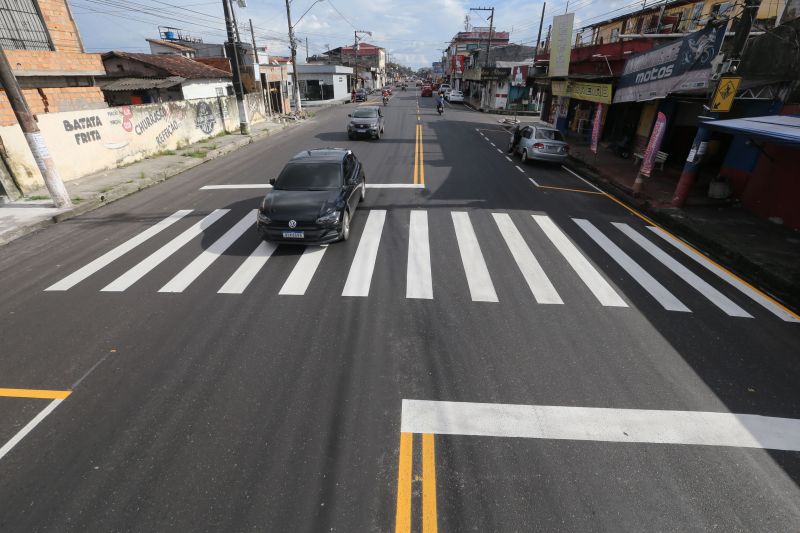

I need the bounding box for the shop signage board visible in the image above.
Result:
[614,24,725,103]
[549,13,574,77]
[711,76,741,112]
[590,103,604,154]
[641,112,668,177]
[551,80,612,104]
[510,66,528,87]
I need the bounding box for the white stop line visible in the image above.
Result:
[401,399,800,451]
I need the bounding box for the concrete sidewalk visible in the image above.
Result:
[0,117,300,246]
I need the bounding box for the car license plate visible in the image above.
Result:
[546,145,559,153]
[282,231,304,239]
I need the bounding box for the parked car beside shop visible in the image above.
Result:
[446,89,464,103]
[511,124,570,164]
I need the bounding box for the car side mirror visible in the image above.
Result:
[347,114,352,117]
[269,178,276,186]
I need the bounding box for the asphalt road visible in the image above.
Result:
[1,88,799,532]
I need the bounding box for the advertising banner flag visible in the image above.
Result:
[590,103,604,154]
[641,112,667,177]
[613,24,725,103]
[549,13,574,77]
[510,65,528,87]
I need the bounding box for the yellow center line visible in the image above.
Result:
[537,185,605,195]
[418,124,426,186]
[422,433,438,533]
[395,432,413,533]
[413,124,419,185]
[0,388,72,400]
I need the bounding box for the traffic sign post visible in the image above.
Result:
[711,76,741,113]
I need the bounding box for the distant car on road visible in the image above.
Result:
[512,124,570,164]
[355,88,367,102]
[347,106,385,140]
[439,84,451,96]
[258,149,366,244]
[446,89,464,103]
[421,85,433,97]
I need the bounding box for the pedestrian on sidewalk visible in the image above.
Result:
[351,89,356,103]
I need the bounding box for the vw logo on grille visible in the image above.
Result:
[288,220,297,228]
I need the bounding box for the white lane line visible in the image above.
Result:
[366,183,425,189]
[46,210,192,291]
[515,165,526,174]
[407,211,433,299]
[490,142,496,147]
[160,210,255,293]
[451,212,498,302]
[496,149,503,154]
[504,156,512,162]
[102,209,229,292]
[614,223,752,317]
[529,177,540,187]
[280,245,328,295]
[647,226,799,322]
[493,213,562,304]
[574,219,690,312]
[560,165,604,193]
[532,215,627,307]
[400,399,800,452]
[218,240,278,294]
[342,210,387,297]
[0,399,63,462]
[200,184,272,190]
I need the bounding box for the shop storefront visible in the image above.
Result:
[550,79,613,139]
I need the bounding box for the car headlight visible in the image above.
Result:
[316,209,341,225]
[369,122,379,129]
[257,211,271,224]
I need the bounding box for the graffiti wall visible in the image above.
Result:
[0,94,269,193]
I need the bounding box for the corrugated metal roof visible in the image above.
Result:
[98,76,185,91]
[701,115,800,146]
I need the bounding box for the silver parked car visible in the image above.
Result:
[347,106,385,140]
[512,124,570,163]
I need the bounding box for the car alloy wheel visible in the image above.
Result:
[341,210,351,241]
[521,149,529,163]
[360,182,366,202]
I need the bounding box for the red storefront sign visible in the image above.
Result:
[451,55,465,75]
[590,103,603,154]
[641,112,667,177]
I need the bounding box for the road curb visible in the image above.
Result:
[0,120,300,248]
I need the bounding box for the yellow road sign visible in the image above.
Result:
[711,76,741,112]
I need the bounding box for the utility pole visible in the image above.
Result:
[352,30,372,91]
[536,2,546,53]
[284,0,302,112]
[305,37,309,62]
[249,18,271,118]
[223,0,249,133]
[470,7,495,67]
[671,1,759,207]
[0,50,70,207]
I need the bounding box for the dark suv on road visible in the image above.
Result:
[355,88,367,102]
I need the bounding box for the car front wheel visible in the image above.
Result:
[360,181,366,202]
[521,149,529,164]
[340,210,351,241]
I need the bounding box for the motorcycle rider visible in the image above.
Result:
[382,88,390,105]
[436,91,445,114]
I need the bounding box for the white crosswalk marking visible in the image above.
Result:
[647,226,799,322]
[218,241,278,294]
[574,219,690,312]
[492,213,561,304]
[342,210,387,297]
[452,212,498,302]
[102,209,229,292]
[407,211,433,299]
[280,245,328,295]
[532,214,627,307]
[614,223,752,318]
[160,211,256,293]
[46,210,192,291]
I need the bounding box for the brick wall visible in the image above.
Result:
[0,87,106,126]
[5,50,104,76]
[39,0,84,52]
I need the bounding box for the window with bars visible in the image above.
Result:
[0,0,53,51]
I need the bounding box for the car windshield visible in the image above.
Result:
[275,163,342,190]
[353,109,378,118]
[535,129,565,141]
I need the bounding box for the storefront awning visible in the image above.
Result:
[701,115,800,146]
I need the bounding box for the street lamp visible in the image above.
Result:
[284,0,326,113]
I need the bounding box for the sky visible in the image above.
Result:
[71,0,634,69]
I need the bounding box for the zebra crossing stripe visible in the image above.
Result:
[492,213,562,304]
[218,240,278,294]
[46,210,193,291]
[160,211,256,293]
[407,211,433,299]
[342,210,387,297]
[102,209,229,292]
[647,226,800,323]
[280,245,328,295]
[614,223,752,318]
[452,212,498,302]
[574,219,690,312]
[532,215,627,307]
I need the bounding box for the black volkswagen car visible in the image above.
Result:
[257,149,366,244]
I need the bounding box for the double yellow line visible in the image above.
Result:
[395,432,437,533]
[413,123,425,185]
